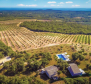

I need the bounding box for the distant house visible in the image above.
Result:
[41,66,58,80]
[68,63,82,77]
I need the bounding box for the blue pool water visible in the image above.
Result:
[57,54,66,60]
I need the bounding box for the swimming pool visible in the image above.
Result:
[57,54,66,60]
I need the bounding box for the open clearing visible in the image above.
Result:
[0,19,91,51]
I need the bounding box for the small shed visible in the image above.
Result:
[44,66,58,79]
[68,63,82,77]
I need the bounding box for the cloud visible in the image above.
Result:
[59,2,64,4]
[18,4,25,6]
[72,5,80,7]
[66,1,73,3]
[48,1,56,4]
[17,4,37,7]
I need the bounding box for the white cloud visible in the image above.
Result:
[72,5,80,7]
[59,2,64,4]
[18,4,25,6]
[17,4,37,7]
[66,1,73,3]
[48,1,56,4]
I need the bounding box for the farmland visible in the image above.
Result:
[1,9,91,84]
[0,19,91,51]
[1,19,91,84]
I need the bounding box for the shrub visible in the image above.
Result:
[83,52,87,55]
[89,53,91,56]
[78,51,82,53]
[57,70,62,75]
[54,55,58,61]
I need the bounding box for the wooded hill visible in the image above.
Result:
[20,21,91,35]
[0,10,91,22]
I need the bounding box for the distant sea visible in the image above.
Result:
[0,8,91,11]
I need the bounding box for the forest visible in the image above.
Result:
[20,21,91,34]
[0,41,14,58]
[0,10,91,22]
[0,41,51,84]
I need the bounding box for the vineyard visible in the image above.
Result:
[0,20,91,51]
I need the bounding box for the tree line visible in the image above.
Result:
[64,77,89,84]
[0,75,46,84]
[20,21,91,35]
[0,10,91,22]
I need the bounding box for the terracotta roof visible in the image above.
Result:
[69,63,81,74]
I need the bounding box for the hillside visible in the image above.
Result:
[0,10,91,22]
[20,21,91,34]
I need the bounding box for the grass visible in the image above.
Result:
[27,43,91,84]
[26,44,75,84]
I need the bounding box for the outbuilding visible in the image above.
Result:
[44,66,58,79]
[68,63,82,77]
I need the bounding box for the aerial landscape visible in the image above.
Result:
[1,0,91,84]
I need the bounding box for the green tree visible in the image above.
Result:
[89,53,91,56]
[3,62,10,69]
[0,75,9,84]
[79,54,85,61]
[72,53,79,61]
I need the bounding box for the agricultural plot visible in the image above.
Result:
[0,21,91,51]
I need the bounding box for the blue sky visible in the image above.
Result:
[0,0,91,8]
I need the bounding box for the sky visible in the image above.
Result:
[0,0,91,8]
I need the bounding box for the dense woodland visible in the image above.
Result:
[0,41,51,84]
[20,21,91,34]
[0,75,45,84]
[0,41,14,58]
[0,10,91,22]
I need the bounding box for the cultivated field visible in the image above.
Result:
[0,19,91,51]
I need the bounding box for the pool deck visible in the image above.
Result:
[56,53,70,61]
